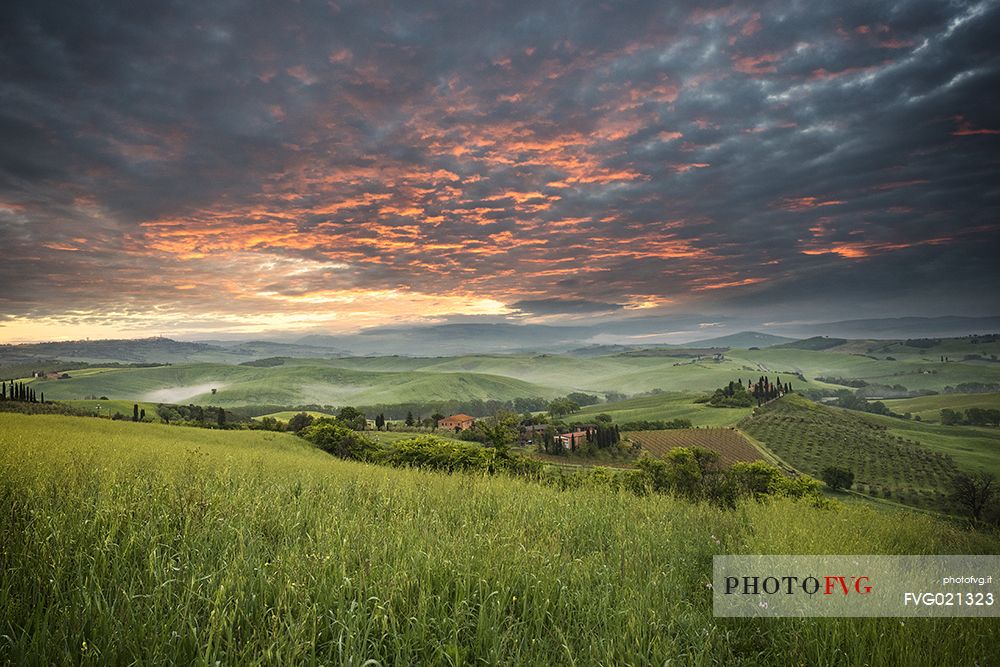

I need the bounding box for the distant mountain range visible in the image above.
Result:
[769,316,1000,340]
[678,331,794,348]
[2,315,997,362]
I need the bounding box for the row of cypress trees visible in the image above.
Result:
[1,381,43,403]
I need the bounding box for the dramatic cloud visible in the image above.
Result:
[511,299,624,316]
[1,0,998,340]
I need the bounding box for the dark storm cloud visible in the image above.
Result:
[0,0,998,337]
[511,298,624,316]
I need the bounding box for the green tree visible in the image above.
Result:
[405,411,415,427]
[133,403,139,422]
[287,412,315,434]
[566,392,600,407]
[336,406,367,430]
[940,408,963,425]
[821,466,854,491]
[547,398,580,417]
[302,420,380,461]
[950,472,997,521]
[474,411,519,453]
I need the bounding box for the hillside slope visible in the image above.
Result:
[740,395,967,511]
[1,413,998,664]
[27,361,558,407]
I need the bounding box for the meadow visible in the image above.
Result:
[2,412,999,665]
[883,391,1000,422]
[574,392,751,427]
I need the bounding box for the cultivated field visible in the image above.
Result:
[2,413,998,664]
[741,395,963,510]
[627,428,765,466]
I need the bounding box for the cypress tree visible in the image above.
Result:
[40,391,44,403]
[133,403,139,422]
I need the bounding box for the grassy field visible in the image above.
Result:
[254,410,335,421]
[863,414,1000,478]
[882,392,1000,422]
[62,399,160,418]
[740,395,970,511]
[575,392,751,426]
[2,413,999,664]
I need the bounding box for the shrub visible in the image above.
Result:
[385,435,542,477]
[821,466,855,491]
[302,420,379,461]
[287,412,315,434]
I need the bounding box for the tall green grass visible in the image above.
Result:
[1,413,998,665]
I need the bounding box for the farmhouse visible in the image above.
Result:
[439,413,476,431]
[557,430,590,451]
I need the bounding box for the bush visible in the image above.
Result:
[287,412,315,434]
[302,420,379,461]
[385,435,542,477]
[821,466,855,491]
[633,453,823,507]
[385,436,490,472]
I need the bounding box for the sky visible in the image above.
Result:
[1,0,999,342]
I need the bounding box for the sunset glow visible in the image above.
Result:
[2,1,998,341]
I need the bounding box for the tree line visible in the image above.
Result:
[1,381,43,404]
[941,407,1000,427]
[705,377,791,408]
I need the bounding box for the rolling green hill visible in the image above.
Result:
[739,395,999,511]
[26,361,559,408]
[574,392,751,427]
[253,410,335,421]
[681,331,795,348]
[863,414,1000,478]
[2,412,998,664]
[882,392,1000,422]
[19,341,1000,415]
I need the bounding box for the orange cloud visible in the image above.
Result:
[695,277,764,290]
[733,52,782,74]
[777,196,846,212]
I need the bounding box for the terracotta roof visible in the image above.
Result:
[442,413,475,421]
